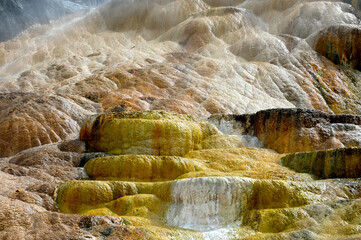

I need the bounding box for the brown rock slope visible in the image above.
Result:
[209,108,361,153]
[0,93,99,158]
[312,25,361,71]
[0,139,156,239]
[281,147,361,179]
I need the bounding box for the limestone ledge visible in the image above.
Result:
[80,110,219,156]
[281,147,361,179]
[209,108,361,153]
[84,155,205,181]
[50,108,361,238]
[54,177,360,234]
[83,147,310,181]
[55,177,352,215]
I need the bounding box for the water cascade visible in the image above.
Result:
[166,177,251,231]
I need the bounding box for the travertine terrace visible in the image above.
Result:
[0,0,361,239]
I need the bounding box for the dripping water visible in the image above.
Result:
[165,177,253,231]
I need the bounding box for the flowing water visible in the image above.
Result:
[166,177,252,231]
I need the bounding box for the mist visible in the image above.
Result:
[0,0,109,42]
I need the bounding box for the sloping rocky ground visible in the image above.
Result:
[1,110,360,239]
[0,0,361,239]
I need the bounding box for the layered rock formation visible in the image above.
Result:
[1,0,361,117]
[281,147,361,178]
[1,0,361,239]
[79,111,218,155]
[209,108,361,153]
[52,111,361,239]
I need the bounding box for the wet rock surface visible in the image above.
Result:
[79,110,218,155]
[209,108,361,153]
[52,111,361,239]
[312,25,361,71]
[1,0,361,239]
[0,108,361,239]
[281,147,361,178]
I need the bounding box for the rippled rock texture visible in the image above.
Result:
[1,0,361,239]
[0,92,99,158]
[1,0,361,117]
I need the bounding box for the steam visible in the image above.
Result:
[0,0,110,42]
[207,117,263,148]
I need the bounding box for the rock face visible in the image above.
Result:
[281,147,361,178]
[0,108,361,239]
[84,155,204,181]
[1,0,361,239]
[209,108,361,153]
[312,25,361,71]
[0,93,99,158]
[79,111,219,155]
[0,139,156,239]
